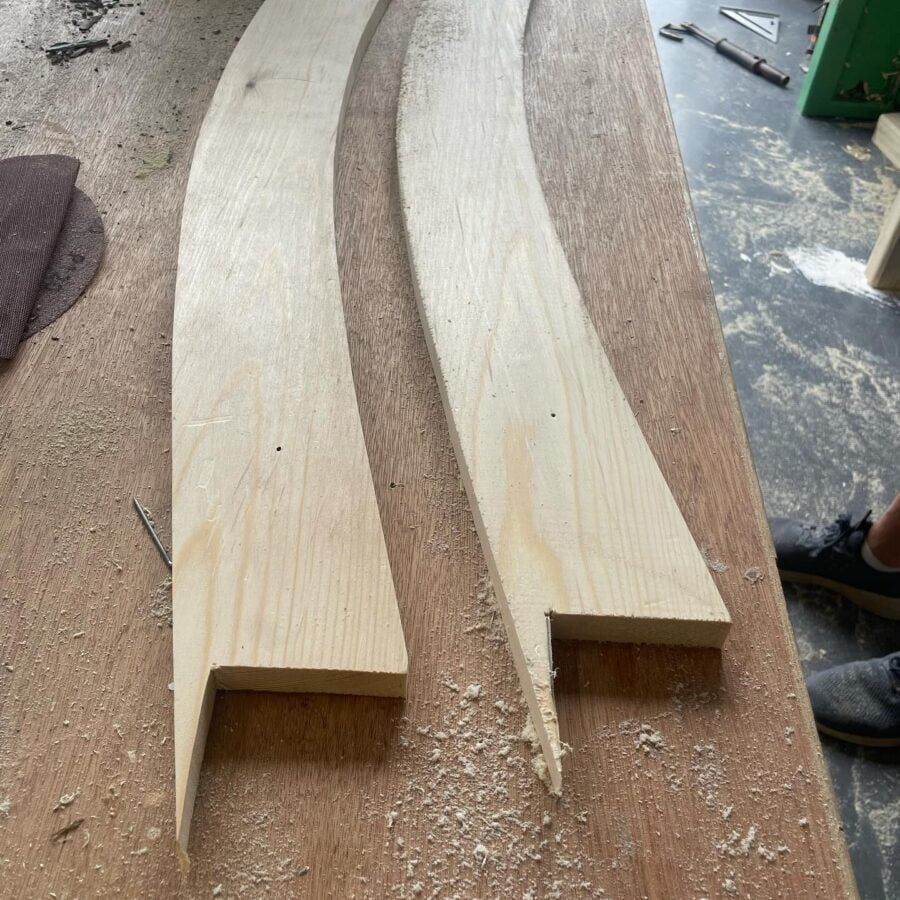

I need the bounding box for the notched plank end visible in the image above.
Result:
[175,661,407,851]
[522,608,731,800]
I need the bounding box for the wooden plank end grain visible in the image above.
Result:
[873,112,900,166]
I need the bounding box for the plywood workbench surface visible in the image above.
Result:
[0,0,857,897]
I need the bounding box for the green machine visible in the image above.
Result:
[799,0,900,119]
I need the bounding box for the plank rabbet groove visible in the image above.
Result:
[171,0,406,852]
[397,0,731,792]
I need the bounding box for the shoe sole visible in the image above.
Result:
[779,570,900,620]
[815,722,900,748]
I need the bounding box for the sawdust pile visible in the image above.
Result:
[364,698,602,898]
[355,576,606,899]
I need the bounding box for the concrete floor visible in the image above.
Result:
[644,2,900,897]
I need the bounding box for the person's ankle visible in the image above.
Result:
[866,509,900,568]
[862,535,900,572]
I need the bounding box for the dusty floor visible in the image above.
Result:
[646,2,900,898]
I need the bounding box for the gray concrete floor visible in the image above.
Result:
[644,1,900,897]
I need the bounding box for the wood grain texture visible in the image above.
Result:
[865,192,900,290]
[0,0,856,896]
[397,0,731,790]
[873,112,900,166]
[171,0,407,849]
[867,113,900,289]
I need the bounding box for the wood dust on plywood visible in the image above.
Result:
[149,575,172,627]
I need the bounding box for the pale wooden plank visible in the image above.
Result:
[867,114,900,289]
[873,112,900,166]
[397,0,731,790]
[171,0,407,850]
[866,191,900,289]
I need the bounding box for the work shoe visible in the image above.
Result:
[806,653,900,747]
[769,511,900,619]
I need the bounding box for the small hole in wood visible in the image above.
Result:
[276,446,282,452]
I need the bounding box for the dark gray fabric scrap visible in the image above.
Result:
[23,187,105,341]
[0,154,80,358]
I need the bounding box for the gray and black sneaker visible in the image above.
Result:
[769,511,900,619]
[806,653,900,747]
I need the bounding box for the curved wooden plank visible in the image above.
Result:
[397,0,731,791]
[172,0,406,850]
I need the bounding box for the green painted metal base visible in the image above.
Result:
[798,0,900,120]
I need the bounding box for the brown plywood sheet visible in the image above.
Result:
[0,0,856,897]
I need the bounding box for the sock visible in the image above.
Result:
[861,538,900,573]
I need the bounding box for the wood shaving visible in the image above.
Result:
[701,545,729,573]
[743,567,764,584]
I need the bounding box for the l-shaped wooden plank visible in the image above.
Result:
[171,0,407,851]
[397,0,731,790]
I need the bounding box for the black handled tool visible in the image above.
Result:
[660,22,790,87]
